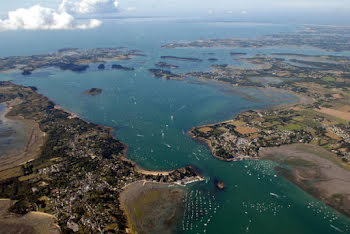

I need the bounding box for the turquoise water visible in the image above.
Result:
[1,19,350,233]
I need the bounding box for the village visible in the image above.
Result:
[187,52,350,166]
[0,81,200,233]
[191,108,350,162]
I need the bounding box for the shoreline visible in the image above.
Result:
[121,152,204,184]
[187,82,312,162]
[190,115,350,218]
[0,82,204,233]
[0,100,46,174]
[183,72,313,109]
[188,129,255,162]
[260,144,350,218]
[0,199,60,234]
[53,103,197,179]
[187,76,350,217]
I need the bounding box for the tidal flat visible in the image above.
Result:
[0,101,45,174]
[120,181,185,234]
[260,144,350,217]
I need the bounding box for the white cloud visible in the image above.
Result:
[60,0,119,14]
[114,1,119,9]
[126,7,136,12]
[0,4,102,31]
[77,18,102,29]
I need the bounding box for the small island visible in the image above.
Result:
[155,62,179,69]
[57,63,90,72]
[230,52,247,56]
[208,58,218,62]
[0,47,145,75]
[148,69,182,80]
[97,64,105,70]
[111,64,135,71]
[215,180,226,190]
[84,88,102,96]
[160,56,202,62]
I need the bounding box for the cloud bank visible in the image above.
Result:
[60,0,119,14]
[0,0,119,31]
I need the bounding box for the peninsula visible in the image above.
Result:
[185,53,350,216]
[159,34,350,217]
[0,81,201,233]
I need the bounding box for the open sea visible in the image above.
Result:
[1,18,350,233]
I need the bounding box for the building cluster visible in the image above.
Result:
[0,81,199,233]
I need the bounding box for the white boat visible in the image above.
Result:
[270,192,280,198]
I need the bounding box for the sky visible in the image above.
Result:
[1,0,349,15]
[0,0,349,31]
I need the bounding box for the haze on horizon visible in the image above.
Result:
[0,0,349,32]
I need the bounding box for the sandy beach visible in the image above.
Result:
[120,148,176,176]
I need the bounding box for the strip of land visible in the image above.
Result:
[162,25,350,52]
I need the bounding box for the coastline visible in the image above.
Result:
[0,100,46,174]
[187,75,350,217]
[53,104,193,178]
[260,144,350,218]
[183,72,313,108]
[0,81,203,233]
[188,83,312,162]
[120,153,175,176]
[0,199,60,234]
[189,129,254,162]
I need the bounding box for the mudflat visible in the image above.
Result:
[0,100,45,174]
[0,199,60,234]
[120,181,185,234]
[260,144,350,217]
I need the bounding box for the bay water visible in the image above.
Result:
[1,19,350,233]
